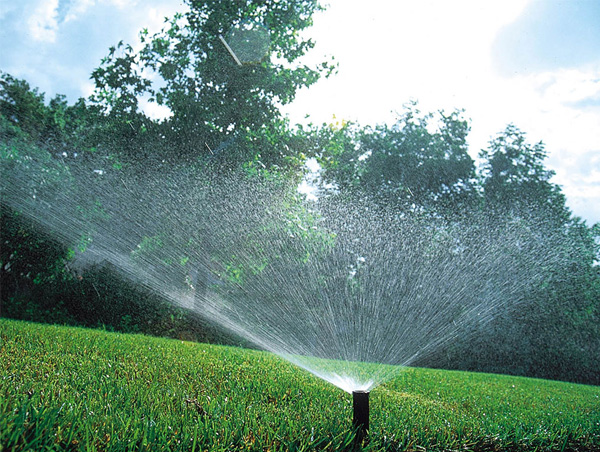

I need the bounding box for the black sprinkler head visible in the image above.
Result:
[352,390,369,442]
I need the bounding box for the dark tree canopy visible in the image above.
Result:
[479,124,568,221]
[315,105,477,213]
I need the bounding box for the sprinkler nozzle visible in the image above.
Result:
[352,390,369,442]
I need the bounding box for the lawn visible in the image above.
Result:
[1,318,598,451]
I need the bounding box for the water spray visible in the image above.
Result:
[352,390,369,442]
[3,147,558,447]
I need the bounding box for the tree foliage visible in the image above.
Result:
[315,105,477,213]
[479,124,569,222]
[91,0,334,165]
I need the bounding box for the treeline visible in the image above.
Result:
[305,110,600,385]
[1,0,599,385]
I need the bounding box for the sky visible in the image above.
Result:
[1,0,599,225]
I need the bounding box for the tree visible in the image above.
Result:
[459,124,600,384]
[318,104,477,213]
[91,0,335,165]
[0,72,115,164]
[479,124,568,221]
[0,72,69,145]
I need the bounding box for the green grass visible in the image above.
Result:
[1,318,598,451]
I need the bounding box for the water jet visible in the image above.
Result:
[2,154,562,433]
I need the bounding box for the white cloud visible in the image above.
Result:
[284,0,532,125]
[27,0,59,42]
[107,0,136,8]
[539,68,600,106]
[62,0,95,23]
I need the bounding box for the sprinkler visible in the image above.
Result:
[352,390,369,442]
